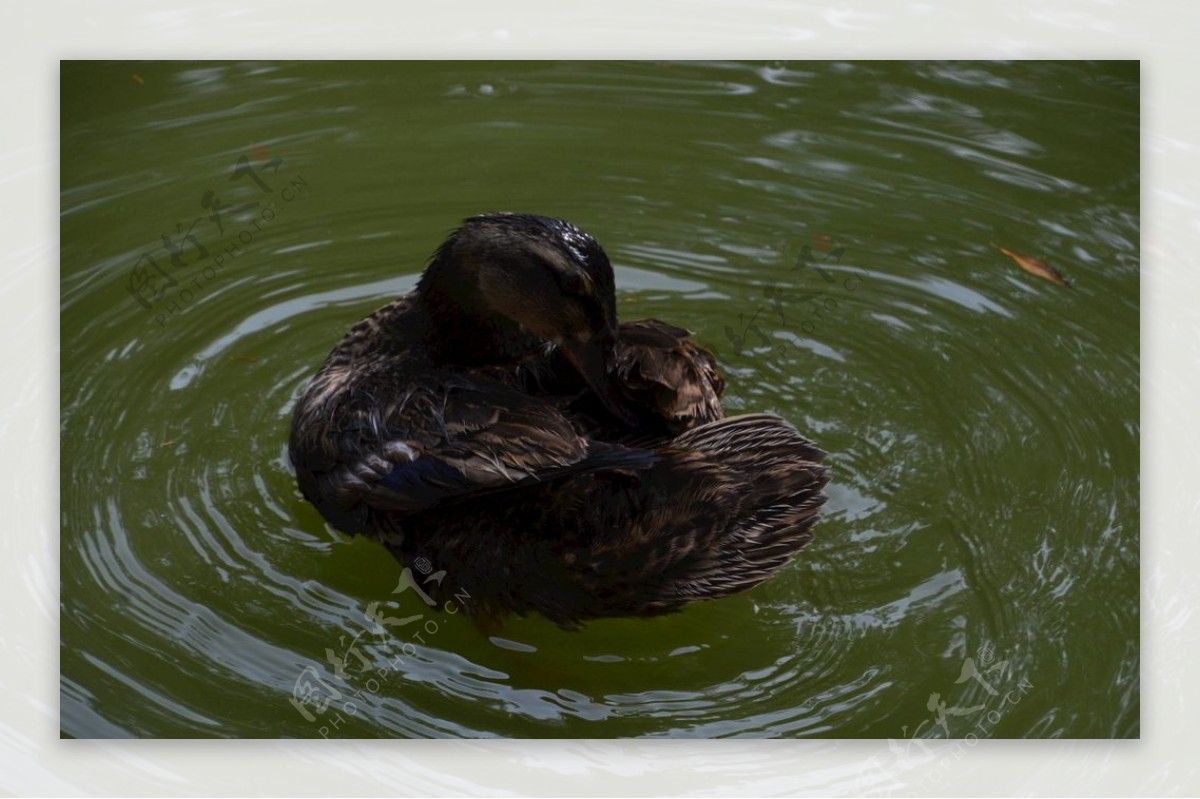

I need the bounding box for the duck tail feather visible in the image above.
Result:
[580,442,661,473]
[673,413,827,463]
[656,414,830,602]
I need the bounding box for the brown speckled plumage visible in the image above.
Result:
[289,214,828,628]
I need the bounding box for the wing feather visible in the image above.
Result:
[313,373,654,514]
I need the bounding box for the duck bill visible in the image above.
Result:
[560,337,637,427]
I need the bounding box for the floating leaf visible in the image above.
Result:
[991,242,1072,289]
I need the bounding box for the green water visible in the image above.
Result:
[60,60,1139,739]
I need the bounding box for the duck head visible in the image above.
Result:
[417,213,635,425]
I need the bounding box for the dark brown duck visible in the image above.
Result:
[289,213,828,628]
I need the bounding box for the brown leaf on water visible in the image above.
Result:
[131,74,144,85]
[990,242,1072,289]
[228,354,259,364]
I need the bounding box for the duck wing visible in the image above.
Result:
[516,318,725,438]
[296,372,656,519]
[391,412,828,627]
[612,319,725,432]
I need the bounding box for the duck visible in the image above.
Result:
[289,213,829,629]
